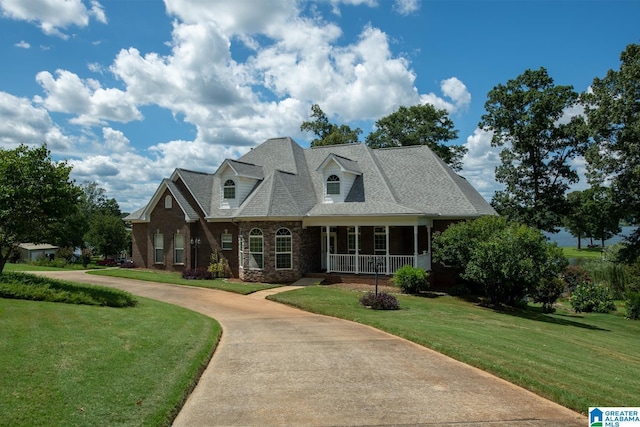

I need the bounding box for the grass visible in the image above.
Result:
[268,286,640,415]
[88,268,282,295]
[4,262,111,272]
[0,272,137,307]
[0,296,220,426]
[561,246,605,259]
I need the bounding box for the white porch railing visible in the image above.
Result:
[328,253,429,275]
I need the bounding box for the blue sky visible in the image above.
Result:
[1,0,638,213]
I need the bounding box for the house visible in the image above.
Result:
[18,243,58,262]
[126,137,495,286]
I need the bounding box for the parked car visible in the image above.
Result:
[97,258,117,267]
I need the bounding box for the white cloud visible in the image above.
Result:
[461,127,502,202]
[14,40,30,48]
[163,0,296,35]
[0,0,106,38]
[34,69,142,125]
[393,0,420,15]
[0,91,72,150]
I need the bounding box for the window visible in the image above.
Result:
[164,195,172,208]
[174,234,184,264]
[238,235,244,269]
[154,233,164,263]
[347,227,360,253]
[221,233,233,250]
[223,179,236,199]
[275,228,292,269]
[374,226,386,255]
[326,175,340,195]
[249,228,263,269]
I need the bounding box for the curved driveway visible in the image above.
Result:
[36,271,585,426]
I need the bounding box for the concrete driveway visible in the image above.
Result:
[35,270,585,426]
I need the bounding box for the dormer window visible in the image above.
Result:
[326,175,340,195]
[223,179,236,199]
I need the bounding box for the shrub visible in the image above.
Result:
[433,216,567,307]
[532,277,565,313]
[562,264,591,293]
[570,282,616,313]
[625,291,640,320]
[392,265,429,294]
[0,272,137,307]
[359,291,399,310]
[208,250,231,278]
[182,268,213,280]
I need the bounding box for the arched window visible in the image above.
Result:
[249,228,263,269]
[275,228,292,270]
[164,195,172,208]
[326,175,340,195]
[223,179,236,199]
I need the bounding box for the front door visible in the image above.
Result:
[321,231,336,270]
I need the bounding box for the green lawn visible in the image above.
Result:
[561,246,605,259]
[88,268,282,295]
[0,296,220,426]
[268,286,640,415]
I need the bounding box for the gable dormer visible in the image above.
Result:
[215,159,264,209]
[316,153,362,203]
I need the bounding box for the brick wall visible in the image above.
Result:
[238,220,305,283]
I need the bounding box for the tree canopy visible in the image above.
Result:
[300,104,362,147]
[365,104,467,171]
[0,144,81,273]
[479,67,589,232]
[583,43,640,261]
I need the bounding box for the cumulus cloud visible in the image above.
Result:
[0,0,106,38]
[461,127,502,201]
[14,40,30,48]
[0,91,71,150]
[34,69,142,125]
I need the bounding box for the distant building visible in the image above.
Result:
[18,243,58,262]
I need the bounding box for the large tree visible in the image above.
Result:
[0,144,81,273]
[582,43,640,261]
[479,68,589,232]
[300,104,362,147]
[85,213,128,258]
[365,104,467,171]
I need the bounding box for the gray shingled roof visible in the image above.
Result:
[128,137,495,222]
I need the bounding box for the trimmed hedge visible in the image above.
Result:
[0,272,137,307]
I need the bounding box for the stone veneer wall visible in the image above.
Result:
[238,220,306,283]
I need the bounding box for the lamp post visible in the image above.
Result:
[369,256,385,296]
[190,237,201,269]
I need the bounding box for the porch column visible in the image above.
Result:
[414,224,419,267]
[355,225,360,274]
[326,225,331,273]
[385,225,390,275]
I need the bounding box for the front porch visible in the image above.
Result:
[318,223,432,276]
[327,252,430,275]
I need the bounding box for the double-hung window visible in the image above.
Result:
[249,229,263,269]
[154,233,164,264]
[221,233,233,250]
[174,234,184,264]
[275,228,292,269]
